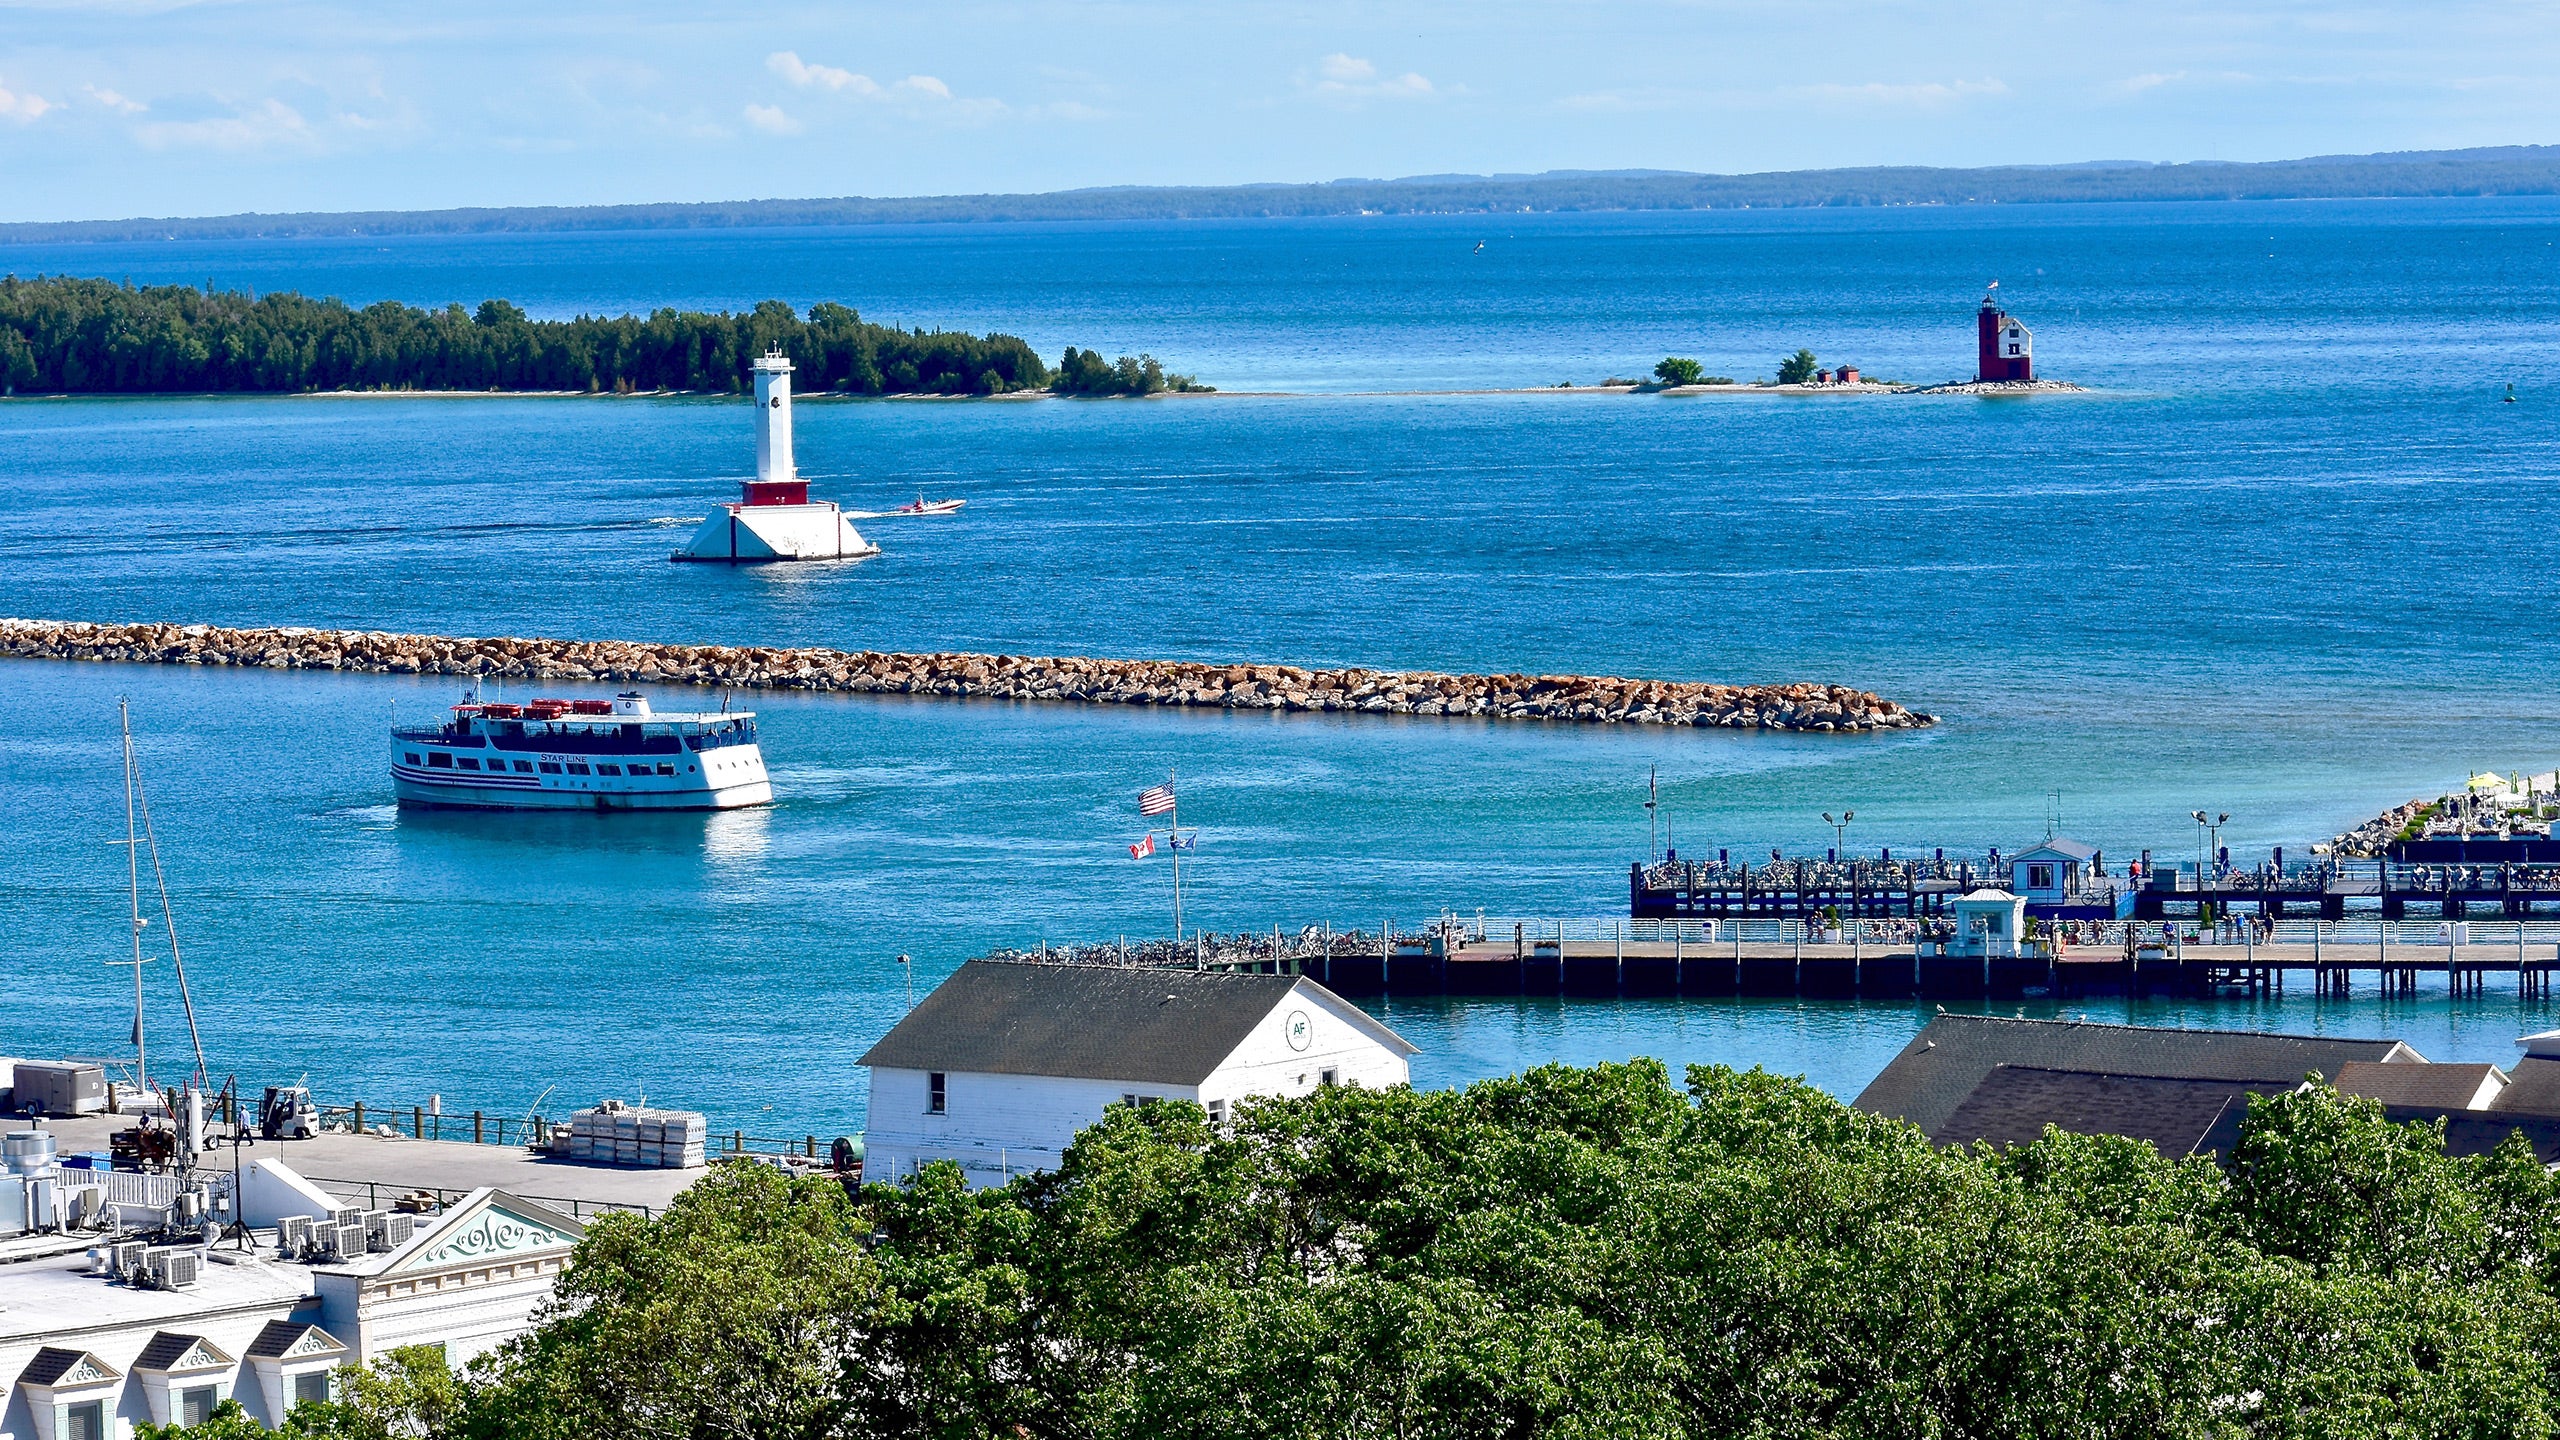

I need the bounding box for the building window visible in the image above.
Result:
[1320,1068,1339,1087]
[65,1400,106,1440]
[181,1385,220,1425]
[1206,1098,1227,1126]
[2027,864,2055,890]
[2008,344,2020,355]
[294,1370,331,1406]
[927,1072,946,1114]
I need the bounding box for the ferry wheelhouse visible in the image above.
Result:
[391,692,771,811]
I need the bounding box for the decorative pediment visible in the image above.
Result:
[390,1190,584,1275]
[281,1328,346,1361]
[18,1347,120,1390]
[246,1321,348,1363]
[134,1332,236,1375]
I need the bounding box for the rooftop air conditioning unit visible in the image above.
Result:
[277,1215,314,1253]
[335,1221,370,1259]
[146,1248,201,1289]
[331,1205,366,1226]
[109,1240,148,1276]
[369,1212,414,1251]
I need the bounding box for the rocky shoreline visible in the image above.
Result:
[0,619,1936,733]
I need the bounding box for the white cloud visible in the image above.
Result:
[1802,77,2009,108]
[2119,71,2186,95]
[760,51,996,121]
[1308,53,1434,99]
[0,78,54,122]
[134,98,314,151]
[84,84,145,114]
[743,102,801,135]
[767,50,880,96]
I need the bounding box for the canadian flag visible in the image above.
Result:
[1128,834,1155,859]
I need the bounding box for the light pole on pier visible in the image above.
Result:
[1824,810,1854,859]
[1646,767,1659,865]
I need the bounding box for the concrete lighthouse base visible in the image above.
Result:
[673,502,880,563]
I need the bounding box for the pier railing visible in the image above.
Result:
[308,1102,842,1165]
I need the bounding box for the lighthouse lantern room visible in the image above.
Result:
[674,351,880,563]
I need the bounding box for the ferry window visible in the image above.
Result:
[457,757,480,769]
[515,760,536,773]
[656,763,676,776]
[597,764,622,776]
[539,762,563,774]
[427,753,453,769]
[567,763,590,775]
[403,753,421,765]
[927,1073,946,1114]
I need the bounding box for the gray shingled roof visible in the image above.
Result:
[1933,1066,2263,1155]
[2011,837,2099,862]
[245,1321,346,1360]
[132,1332,231,1373]
[2334,1061,2505,1111]
[2494,1057,2560,1118]
[17,1347,116,1386]
[858,961,1411,1086]
[1853,1014,2417,1137]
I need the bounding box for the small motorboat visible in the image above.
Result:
[846,492,967,519]
[886,492,965,516]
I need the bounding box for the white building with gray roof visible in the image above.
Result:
[860,961,1418,1187]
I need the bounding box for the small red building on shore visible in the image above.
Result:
[1976,289,2033,382]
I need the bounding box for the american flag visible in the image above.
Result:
[1138,784,1176,816]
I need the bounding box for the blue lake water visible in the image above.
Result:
[2,200,2558,1135]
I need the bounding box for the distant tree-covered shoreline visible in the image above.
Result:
[0,276,1198,397]
[8,145,2560,245]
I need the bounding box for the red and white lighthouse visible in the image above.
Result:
[1975,287,2033,382]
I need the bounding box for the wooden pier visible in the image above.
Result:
[1281,932,2560,1002]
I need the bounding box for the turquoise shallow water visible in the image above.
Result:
[2,201,2558,1133]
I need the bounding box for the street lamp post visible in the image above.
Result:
[1823,809,1854,859]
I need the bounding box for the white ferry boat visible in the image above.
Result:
[391,691,771,811]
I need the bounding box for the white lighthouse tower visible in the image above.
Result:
[674,351,879,563]
[754,350,795,492]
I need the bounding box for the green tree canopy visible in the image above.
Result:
[1777,348,1819,383]
[148,1066,2560,1440]
[0,275,1067,396]
[1653,356,1705,386]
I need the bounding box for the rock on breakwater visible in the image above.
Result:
[0,619,1937,733]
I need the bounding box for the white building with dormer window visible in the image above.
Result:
[0,1182,585,1438]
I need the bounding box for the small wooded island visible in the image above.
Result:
[0,275,1207,397]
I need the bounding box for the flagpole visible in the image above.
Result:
[1169,768,1182,944]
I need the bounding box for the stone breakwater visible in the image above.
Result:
[0,619,1936,733]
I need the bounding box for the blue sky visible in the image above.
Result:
[2,1,2555,222]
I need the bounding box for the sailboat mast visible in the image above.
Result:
[121,698,148,1096]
